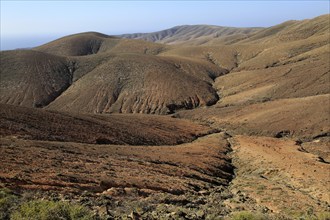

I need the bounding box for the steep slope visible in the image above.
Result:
[120,25,262,45]
[0,50,73,108]
[160,15,329,69]
[214,48,329,106]
[161,14,330,104]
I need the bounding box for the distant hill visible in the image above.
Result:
[120,14,329,46]
[236,14,330,44]
[120,25,262,45]
[34,32,168,57]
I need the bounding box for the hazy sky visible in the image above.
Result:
[1,1,329,50]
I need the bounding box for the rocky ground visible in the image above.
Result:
[1,131,329,219]
[226,135,330,217]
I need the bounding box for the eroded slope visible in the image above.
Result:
[0,50,73,108]
[47,54,227,114]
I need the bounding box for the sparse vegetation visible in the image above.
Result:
[11,200,94,220]
[231,211,266,220]
[0,188,20,220]
[0,188,94,220]
[230,211,330,220]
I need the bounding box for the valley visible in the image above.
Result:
[0,14,329,219]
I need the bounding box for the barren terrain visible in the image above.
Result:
[0,14,329,219]
[0,104,212,145]
[0,132,232,195]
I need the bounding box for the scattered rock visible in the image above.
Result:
[196,210,205,218]
[275,130,291,138]
[128,211,141,220]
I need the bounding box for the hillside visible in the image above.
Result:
[169,15,330,138]
[0,50,73,108]
[0,104,212,145]
[46,53,227,114]
[175,94,330,140]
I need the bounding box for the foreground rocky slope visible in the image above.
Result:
[0,131,238,219]
[0,132,233,194]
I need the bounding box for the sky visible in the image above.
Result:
[1,0,329,50]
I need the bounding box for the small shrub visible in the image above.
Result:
[300,212,330,220]
[0,188,20,220]
[317,212,330,220]
[11,200,94,220]
[231,211,266,220]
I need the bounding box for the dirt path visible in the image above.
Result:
[226,135,330,215]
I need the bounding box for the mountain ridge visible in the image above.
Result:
[120,24,263,45]
[120,14,329,45]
